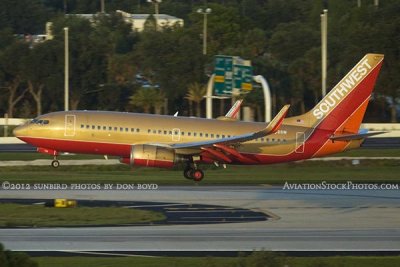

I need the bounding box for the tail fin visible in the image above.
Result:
[289,54,384,132]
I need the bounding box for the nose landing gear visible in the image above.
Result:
[51,156,60,168]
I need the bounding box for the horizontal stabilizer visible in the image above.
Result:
[330,131,386,141]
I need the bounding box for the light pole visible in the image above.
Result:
[147,0,162,30]
[321,9,328,97]
[64,27,69,111]
[197,8,212,55]
[100,0,105,13]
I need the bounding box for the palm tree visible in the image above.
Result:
[185,82,206,117]
[130,87,164,113]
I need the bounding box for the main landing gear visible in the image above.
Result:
[51,156,60,168]
[183,164,204,182]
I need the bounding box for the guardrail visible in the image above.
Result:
[0,118,27,125]
[361,123,400,138]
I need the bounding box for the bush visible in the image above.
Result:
[0,243,38,267]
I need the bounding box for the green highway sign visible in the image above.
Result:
[214,55,233,95]
[214,55,253,96]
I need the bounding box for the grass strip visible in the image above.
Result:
[0,203,165,227]
[33,255,400,267]
[0,160,399,185]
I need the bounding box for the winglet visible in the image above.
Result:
[263,104,290,134]
[251,104,290,139]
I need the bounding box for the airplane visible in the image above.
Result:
[13,54,384,182]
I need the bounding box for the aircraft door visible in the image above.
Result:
[295,132,305,153]
[64,115,76,136]
[172,128,180,142]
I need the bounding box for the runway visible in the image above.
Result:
[1,185,400,251]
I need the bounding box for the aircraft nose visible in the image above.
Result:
[13,125,26,138]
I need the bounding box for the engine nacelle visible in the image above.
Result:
[120,145,180,168]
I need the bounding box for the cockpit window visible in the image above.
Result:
[30,119,49,125]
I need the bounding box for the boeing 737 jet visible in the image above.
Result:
[14,54,384,181]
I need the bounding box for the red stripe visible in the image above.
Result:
[20,137,131,157]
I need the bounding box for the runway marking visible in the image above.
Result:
[166,207,236,210]
[124,203,186,208]
[58,250,157,258]
[3,234,400,239]
[166,209,246,213]
[181,216,267,219]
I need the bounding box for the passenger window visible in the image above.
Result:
[169,130,172,135]
[92,125,95,129]
[205,133,208,137]
[86,125,90,129]
[181,132,185,136]
[152,129,156,134]
[114,127,118,131]
[148,129,151,133]
[81,124,84,128]
[109,126,112,131]
[193,132,197,137]
[216,134,220,138]
[136,128,140,132]
[103,126,106,130]
[131,128,134,132]
[200,133,203,137]
[158,130,162,134]
[188,132,191,136]
[210,134,214,138]
[222,135,225,138]
[164,130,167,135]
[97,126,101,130]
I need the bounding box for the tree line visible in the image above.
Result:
[0,0,399,122]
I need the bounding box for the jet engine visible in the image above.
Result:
[120,144,183,168]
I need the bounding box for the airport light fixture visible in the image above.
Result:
[64,27,69,111]
[197,8,212,55]
[147,0,162,30]
[321,9,328,97]
[147,0,162,14]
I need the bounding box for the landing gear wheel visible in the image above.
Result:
[183,168,194,180]
[51,160,60,168]
[192,169,204,182]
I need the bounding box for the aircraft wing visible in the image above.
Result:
[170,104,290,150]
